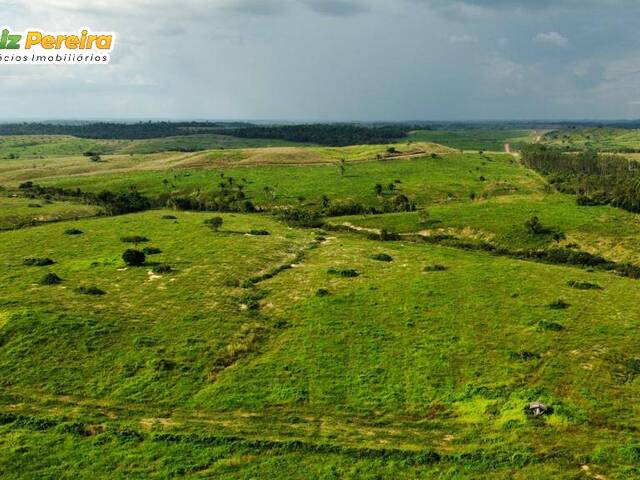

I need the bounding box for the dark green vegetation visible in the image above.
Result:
[2,125,640,478]
[521,145,640,213]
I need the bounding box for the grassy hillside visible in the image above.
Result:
[0,142,452,186]
[0,134,299,159]
[542,127,640,152]
[2,132,640,478]
[30,153,540,209]
[0,196,100,230]
[333,193,640,263]
[1,214,640,478]
[407,129,538,151]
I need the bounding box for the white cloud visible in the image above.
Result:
[448,34,478,44]
[533,31,569,48]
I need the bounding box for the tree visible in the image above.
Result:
[374,183,383,197]
[525,216,545,235]
[338,159,346,177]
[90,153,102,162]
[205,217,224,231]
[122,249,146,266]
[321,195,330,209]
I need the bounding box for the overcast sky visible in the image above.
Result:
[4,0,640,121]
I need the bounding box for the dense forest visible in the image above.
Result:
[213,124,411,146]
[0,122,410,145]
[521,144,640,212]
[0,122,249,140]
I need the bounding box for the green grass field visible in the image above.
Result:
[542,127,640,152]
[407,129,539,152]
[2,130,640,478]
[0,134,300,159]
[333,193,640,263]
[0,196,100,230]
[28,152,540,210]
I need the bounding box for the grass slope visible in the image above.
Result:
[1,220,640,478]
[32,153,541,209]
[407,129,538,152]
[333,193,640,263]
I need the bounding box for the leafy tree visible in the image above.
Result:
[374,183,383,197]
[338,159,346,177]
[525,216,545,235]
[204,217,224,231]
[122,249,146,266]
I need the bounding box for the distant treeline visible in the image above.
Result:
[521,145,640,212]
[214,124,410,146]
[0,122,250,140]
[0,121,410,145]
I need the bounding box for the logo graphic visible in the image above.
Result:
[0,27,115,64]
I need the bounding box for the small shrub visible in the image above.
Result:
[567,280,602,290]
[40,273,62,285]
[537,320,564,332]
[75,285,106,295]
[28,203,41,208]
[316,288,330,297]
[328,268,359,278]
[525,216,546,235]
[122,249,146,267]
[142,247,162,255]
[121,235,149,245]
[23,257,54,266]
[224,279,240,287]
[162,215,177,220]
[508,351,541,361]
[152,264,172,274]
[370,253,393,262]
[204,217,224,231]
[64,228,83,235]
[424,264,447,272]
[249,229,270,236]
[548,299,570,310]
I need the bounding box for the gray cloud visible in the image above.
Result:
[301,0,368,16]
[3,0,640,120]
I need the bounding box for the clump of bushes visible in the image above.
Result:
[152,264,172,274]
[370,253,393,262]
[40,273,62,285]
[23,257,54,267]
[121,235,149,245]
[279,207,323,228]
[424,264,447,272]
[567,280,602,290]
[122,249,146,266]
[508,350,541,361]
[328,268,359,278]
[525,216,547,235]
[368,229,400,241]
[64,228,83,235]
[204,217,224,231]
[249,229,270,236]
[316,288,330,297]
[142,247,162,255]
[75,285,106,295]
[548,299,570,310]
[537,320,564,332]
